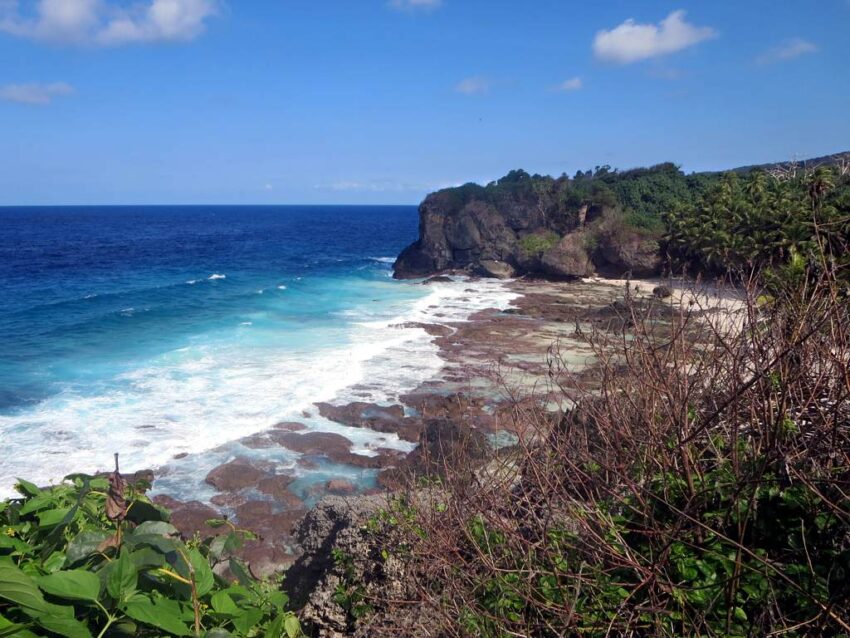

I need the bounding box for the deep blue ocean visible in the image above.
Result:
[0,205,516,501]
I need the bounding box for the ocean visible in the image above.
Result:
[0,206,515,501]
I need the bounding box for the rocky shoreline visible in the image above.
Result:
[149,274,735,580]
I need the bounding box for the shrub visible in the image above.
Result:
[0,462,301,638]
[518,232,559,257]
[369,263,850,637]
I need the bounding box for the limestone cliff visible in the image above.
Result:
[393,168,663,280]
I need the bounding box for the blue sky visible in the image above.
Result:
[1,0,848,205]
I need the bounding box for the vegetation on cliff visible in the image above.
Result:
[393,152,850,282]
[0,462,301,638]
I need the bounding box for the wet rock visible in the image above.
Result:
[314,401,423,441]
[256,474,301,506]
[325,479,356,495]
[205,460,265,491]
[477,259,515,279]
[422,275,454,284]
[271,431,353,458]
[315,402,404,428]
[151,495,224,539]
[273,421,307,432]
[234,499,274,523]
[389,321,453,337]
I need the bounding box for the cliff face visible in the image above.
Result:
[393,170,663,280]
[395,153,850,281]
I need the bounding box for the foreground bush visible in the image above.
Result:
[0,464,300,638]
[354,266,850,637]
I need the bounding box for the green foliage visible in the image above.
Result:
[434,159,850,279]
[0,475,301,638]
[437,162,711,238]
[330,550,372,626]
[518,232,559,257]
[664,168,850,279]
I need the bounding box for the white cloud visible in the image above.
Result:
[455,76,489,95]
[555,76,582,92]
[756,38,817,65]
[0,81,73,104]
[593,10,716,64]
[389,0,441,10]
[0,0,217,46]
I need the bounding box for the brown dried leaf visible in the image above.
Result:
[106,453,127,523]
[96,533,121,553]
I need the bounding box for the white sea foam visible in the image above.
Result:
[208,273,226,280]
[277,285,287,290]
[369,257,396,264]
[0,277,518,500]
[186,279,199,285]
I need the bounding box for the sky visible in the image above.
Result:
[1,0,848,205]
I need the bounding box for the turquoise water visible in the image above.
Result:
[0,205,515,499]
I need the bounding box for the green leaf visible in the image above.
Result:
[231,607,263,635]
[228,558,252,586]
[284,615,300,638]
[124,500,169,525]
[210,591,239,617]
[733,606,748,623]
[35,614,93,638]
[0,614,30,638]
[18,493,56,516]
[187,549,214,597]
[205,630,232,638]
[123,598,192,636]
[14,480,41,498]
[131,521,178,538]
[205,519,228,529]
[107,547,138,602]
[124,533,178,555]
[65,531,113,567]
[265,616,283,638]
[38,570,101,602]
[0,564,48,614]
[266,591,288,611]
[37,507,72,528]
[128,547,166,570]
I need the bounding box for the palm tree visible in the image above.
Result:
[806,167,835,212]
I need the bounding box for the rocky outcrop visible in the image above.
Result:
[540,232,595,279]
[285,495,430,638]
[595,228,661,278]
[476,259,516,279]
[394,193,521,277]
[392,172,664,281]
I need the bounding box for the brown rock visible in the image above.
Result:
[205,460,264,491]
[325,479,356,495]
[151,495,224,539]
[273,422,307,432]
[541,232,594,279]
[256,474,295,498]
[422,275,454,284]
[270,431,353,457]
[476,259,516,279]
